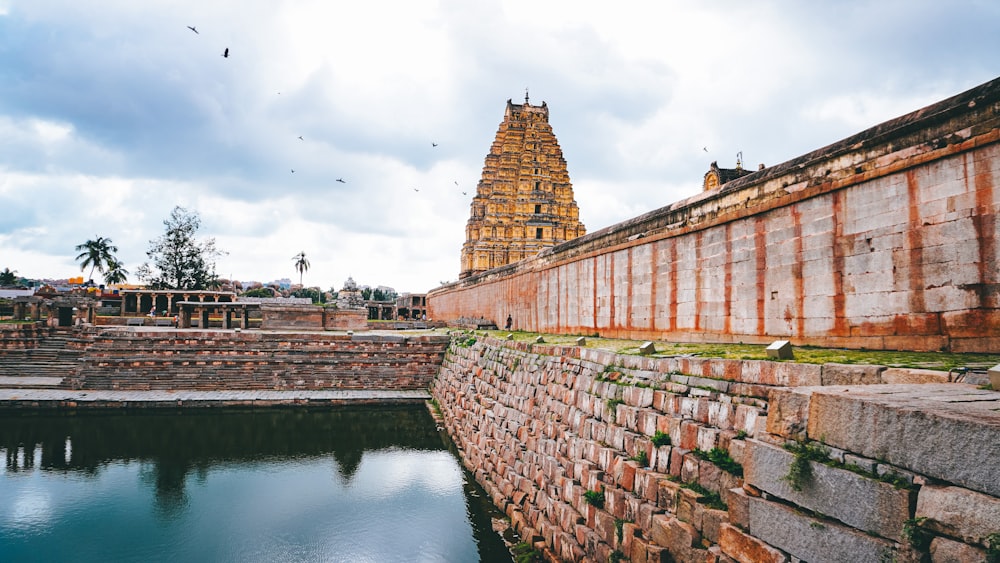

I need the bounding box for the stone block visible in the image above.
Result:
[742,439,914,541]
[880,367,949,384]
[916,484,1000,545]
[639,341,656,355]
[657,477,681,513]
[929,537,987,563]
[718,523,788,563]
[990,364,1000,389]
[728,488,751,529]
[575,336,587,346]
[747,495,897,563]
[820,363,885,385]
[765,340,793,360]
[765,389,811,440]
[797,384,1000,497]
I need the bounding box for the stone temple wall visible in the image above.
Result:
[433,337,1000,562]
[429,77,1000,353]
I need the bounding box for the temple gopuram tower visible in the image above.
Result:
[460,95,585,279]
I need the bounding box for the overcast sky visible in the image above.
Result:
[1,1,998,293]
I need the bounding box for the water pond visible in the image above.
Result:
[0,405,513,562]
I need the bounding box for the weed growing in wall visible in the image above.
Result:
[651,430,671,447]
[614,518,631,543]
[987,532,1000,563]
[631,450,648,467]
[782,440,830,491]
[583,489,605,508]
[511,541,543,563]
[734,430,749,440]
[902,517,931,552]
[692,447,744,478]
[680,481,726,511]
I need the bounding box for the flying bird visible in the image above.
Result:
[336,178,346,183]
[432,142,438,147]
[454,181,458,186]
[291,169,295,173]
[187,26,199,34]
[413,188,420,192]
[703,146,708,152]
[298,136,304,141]
[222,48,229,58]
[462,191,467,195]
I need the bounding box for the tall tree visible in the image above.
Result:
[103,258,129,286]
[293,251,310,286]
[0,268,17,286]
[136,207,226,290]
[74,236,118,281]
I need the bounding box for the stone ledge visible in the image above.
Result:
[743,438,914,541]
[747,495,897,563]
[768,384,1000,497]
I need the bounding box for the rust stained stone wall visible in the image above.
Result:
[431,78,1000,352]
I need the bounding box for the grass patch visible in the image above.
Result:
[455,329,1000,371]
[680,481,726,511]
[692,447,744,477]
[511,541,543,563]
[651,430,671,447]
[583,489,605,508]
[631,450,648,467]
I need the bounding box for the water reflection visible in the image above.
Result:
[0,406,512,562]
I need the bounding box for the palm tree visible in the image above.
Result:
[75,236,118,282]
[103,258,129,286]
[293,251,310,286]
[0,267,17,286]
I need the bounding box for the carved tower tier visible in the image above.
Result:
[460,96,585,279]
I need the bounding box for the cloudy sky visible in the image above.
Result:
[1,1,998,293]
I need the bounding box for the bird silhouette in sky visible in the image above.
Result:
[413,188,420,192]
[462,191,467,195]
[187,26,199,34]
[453,181,458,186]
[291,169,295,173]
[336,178,346,183]
[222,48,229,58]
[703,146,708,152]
[298,136,304,141]
[432,142,438,147]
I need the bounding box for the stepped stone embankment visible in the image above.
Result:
[0,325,449,392]
[433,337,1000,562]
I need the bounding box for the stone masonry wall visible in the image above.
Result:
[63,330,449,391]
[433,337,1000,562]
[429,77,1000,353]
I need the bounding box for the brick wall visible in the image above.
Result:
[429,77,1000,353]
[434,337,1000,562]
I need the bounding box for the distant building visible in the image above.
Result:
[460,95,586,279]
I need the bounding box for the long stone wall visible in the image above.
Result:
[0,327,448,392]
[433,337,1000,562]
[428,77,1000,353]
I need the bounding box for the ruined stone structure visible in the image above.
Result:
[432,77,1000,353]
[460,95,586,279]
[433,337,1000,562]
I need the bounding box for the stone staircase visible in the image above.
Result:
[0,329,84,388]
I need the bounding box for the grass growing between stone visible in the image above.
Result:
[429,328,1000,371]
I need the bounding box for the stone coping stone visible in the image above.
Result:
[743,438,914,541]
[768,384,1000,497]
[747,495,896,563]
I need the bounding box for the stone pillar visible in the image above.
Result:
[223,309,231,329]
[180,307,192,329]
[200,308,209,329]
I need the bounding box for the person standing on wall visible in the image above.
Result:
[505,314,513,330]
